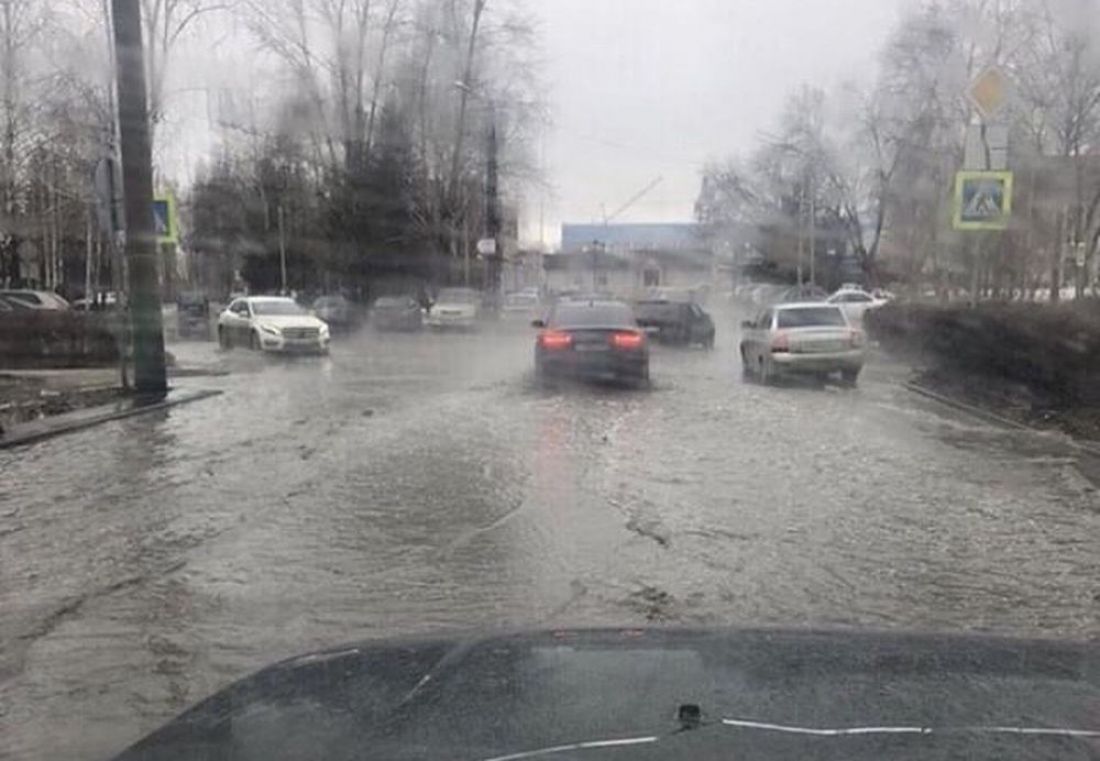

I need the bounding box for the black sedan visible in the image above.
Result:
[634,299,715,347]
[312,295,361,333]
[370,296,423,332]
[533,300,650,386]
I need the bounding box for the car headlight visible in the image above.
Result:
[319,324,330,337]
[259,324,281,336]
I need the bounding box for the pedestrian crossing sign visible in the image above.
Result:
[953,171,1013,230]
[153,194,178,244]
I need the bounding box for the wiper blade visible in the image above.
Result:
[475,719,1100,761]
[719,717,1100,738]
[481,735,659,761]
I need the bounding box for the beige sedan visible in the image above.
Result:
[739,302,866,385]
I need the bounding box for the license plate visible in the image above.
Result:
[574,343,608,352]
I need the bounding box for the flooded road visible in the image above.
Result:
[2,311,1099,760]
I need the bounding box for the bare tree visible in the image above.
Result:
[139,0,232,145]
[0,0,51,284]
[1014,0,1100,298]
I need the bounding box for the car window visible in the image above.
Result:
[776,307,848,328]
[550,303,636,328]
[634,302,680,321]
[2,291,42,305]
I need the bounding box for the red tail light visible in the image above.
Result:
[770,332,790,353]
[611,331,645,350]
[539,330,573,350]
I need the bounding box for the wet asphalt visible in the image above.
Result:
[2,305,1098,760]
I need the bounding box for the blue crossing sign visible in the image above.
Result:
[152,195,178,244]
[953,171,1013,231]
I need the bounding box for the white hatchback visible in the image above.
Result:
[217,296,330,354]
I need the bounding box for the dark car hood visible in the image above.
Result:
[113,628,1100,761]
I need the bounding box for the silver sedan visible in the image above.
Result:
[739,302,866,385]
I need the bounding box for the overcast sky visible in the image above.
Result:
[532,0,912,244]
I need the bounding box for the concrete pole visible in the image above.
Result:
[278,203,287,294]
[112,0,167,394]
[809,182,817,287]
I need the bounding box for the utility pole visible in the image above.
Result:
[112,0,166,395]
[796,182,805,287]
[278,203,288,294]
[485,113,501,306]
[808,172,816,287]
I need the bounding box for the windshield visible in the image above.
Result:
[374,297,407,308]
[5,2,1100,760]
[550,303,636,328]
[251,299,307,316]
[635,302,683,321]
[776,307,848,328]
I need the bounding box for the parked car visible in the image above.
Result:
[827,288,888,324]
[312,295,360,332]
[739,302,865,385]
[634,299,715,348]
[72,291,123,311]
[217,296,330,354]
[0,289,70,310]
[425,287,481,330]
[176,291,212,339]
[532,300,649,387]
[502,290,542,322]
[371,296,423,332]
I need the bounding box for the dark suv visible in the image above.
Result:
[634,300,715,348]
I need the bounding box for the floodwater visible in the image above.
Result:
[2,306,1098,760]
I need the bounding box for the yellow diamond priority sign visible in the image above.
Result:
[968,67,1009,121]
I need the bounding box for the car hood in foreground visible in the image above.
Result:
[111,628,1098,761]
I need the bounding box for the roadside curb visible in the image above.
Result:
[904,380,1100,458]
[0,389,223,450]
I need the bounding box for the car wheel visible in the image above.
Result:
[218,326,231,349]
[841,367,861,387]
